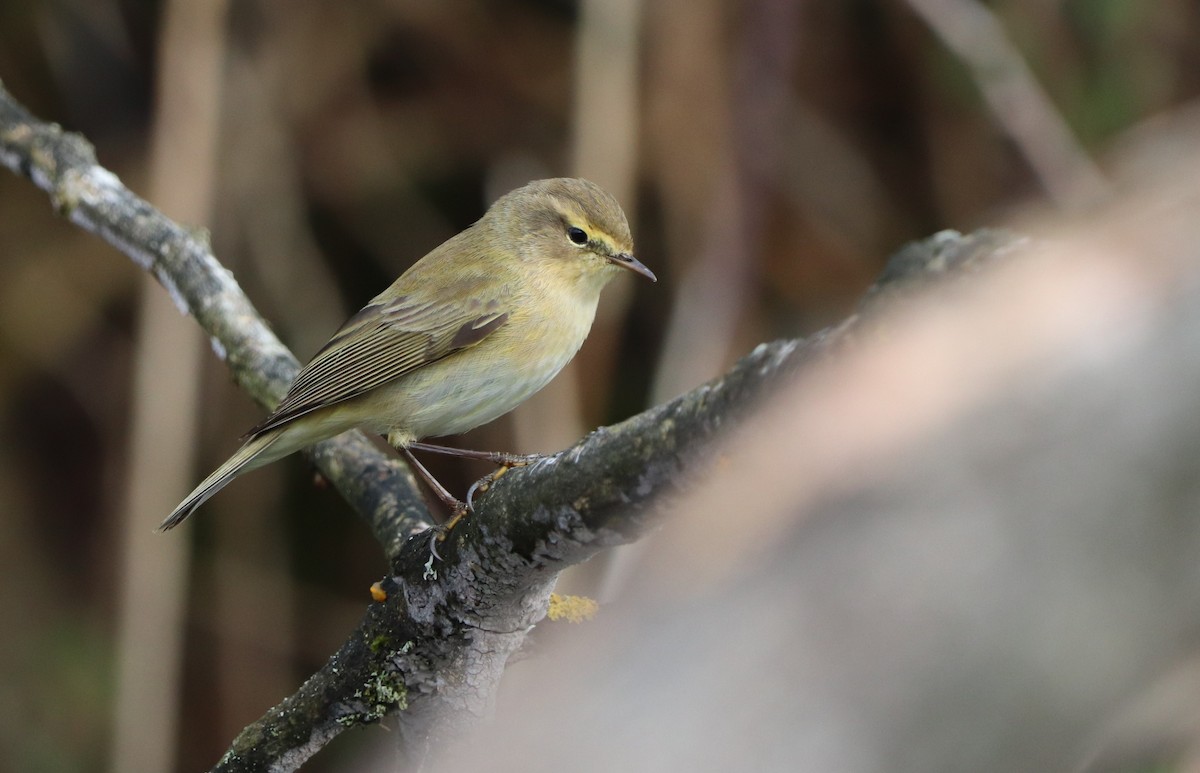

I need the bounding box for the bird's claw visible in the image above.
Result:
[467,467,508,511]
[466,477,489,512]
[425,500,468,563]
[427,525,446,563]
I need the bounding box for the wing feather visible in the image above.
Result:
[250,292,509,435]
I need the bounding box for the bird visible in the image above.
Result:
[161,178,655,531]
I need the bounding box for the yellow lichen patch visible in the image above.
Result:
[369,581,388,603]
[547,593,599,623]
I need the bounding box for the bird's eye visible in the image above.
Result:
[567,226,588,246]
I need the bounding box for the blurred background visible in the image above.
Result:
[1,0,1199,770]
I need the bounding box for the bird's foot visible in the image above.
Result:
[426,500,469,562]
[440,500,470,534]
[410,448,546,562]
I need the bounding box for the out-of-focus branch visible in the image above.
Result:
[0,80,430,551]
[905,0,1110,209]
[110,0,227,770]
[650,0,802,406]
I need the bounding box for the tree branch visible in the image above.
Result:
[0,79,430,549]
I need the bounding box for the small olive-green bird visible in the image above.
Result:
[162,178,654,530]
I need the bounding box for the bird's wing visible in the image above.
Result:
[250,291,509,435]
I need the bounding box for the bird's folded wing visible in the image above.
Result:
[250,293,509,435]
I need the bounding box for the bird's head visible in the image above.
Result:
[489,178,656,289]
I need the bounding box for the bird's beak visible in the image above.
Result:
[608,252,657,282]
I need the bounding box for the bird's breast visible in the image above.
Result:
[361,287,600,441]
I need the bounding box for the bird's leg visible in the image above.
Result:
[399,447,463,512]
[391,438,469,543]
[407,441,545,511]
[399,448,469,561]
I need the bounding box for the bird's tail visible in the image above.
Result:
[159,431,282,531]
